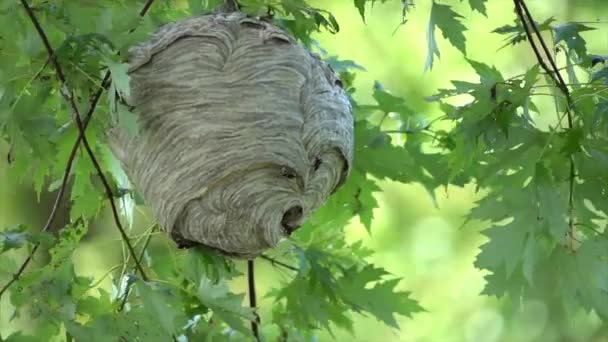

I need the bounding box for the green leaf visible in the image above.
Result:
[556,240,608,318]
[560,127,584,156]
[522,236,539,285]
[352,171,381,231]
[272,264,352,333]
[70,156,103,221]
[354,123,416,182]
[534,162,569,241]
[1,225,29,252]
[465,0,487,16]
[553,22,595,59]
[5,332,41,342]
[592,66,608,83]
[197,277,255,335]
[492,17,555,49]
[179,248,239,284]
[117,104,140,137]
[10,223,89,331]
[354,0,366,22]
[467,59,503,86]
[106,60,131,112]
[188,0,206,15]
[339,265,423,328]
[136,281,182,336]
[327,13,340,33]
[325,56,366,73]
[372,81,415,120]
[110,64,130,99]
[425,1,467,70]
[475,221,529,278]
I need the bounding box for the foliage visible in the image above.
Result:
[0,0,607,340]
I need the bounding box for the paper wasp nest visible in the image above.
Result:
[109,12,353,258]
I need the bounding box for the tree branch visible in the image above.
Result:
[0,0,157,299]
[514,0,574,115]
[260,254,298,272]
[513,0,577,250]
[118,231,154,312]
[248,260,260,340]
[19,0,148,281]
[138,0,156,17]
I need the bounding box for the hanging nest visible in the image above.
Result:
[109,12,354,258]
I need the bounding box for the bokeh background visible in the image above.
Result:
[1,0,608,341]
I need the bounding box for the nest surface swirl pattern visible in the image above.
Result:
[110,12,354,258]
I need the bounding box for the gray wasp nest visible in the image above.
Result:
[109,12,354,258]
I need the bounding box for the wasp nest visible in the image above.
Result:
[109,12,353,258]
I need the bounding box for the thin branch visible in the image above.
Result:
[260,254,298,272]
[0,0,157,299]
[573,223,603,236]
[513,0,577,250]
[118,231,154,312]
[72,92,148,279]
[567,160,576,250]
[514,0,574,119]
[248,260,260,341]
[504,64,576,82]
[382,129,439,141]
[0,79,108,299]
[137,230,155,264]
[19,0,148,281]
[532,83,608,89]
[120,224,157,276]
[118,276,135,312]
[10,58,51,112]
[424,114,447,128]
[138,0,156,17]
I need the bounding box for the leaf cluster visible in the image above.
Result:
[1,0,608,340]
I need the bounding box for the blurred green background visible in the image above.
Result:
[1,0,608,341]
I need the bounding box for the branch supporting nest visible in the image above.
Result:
[260,254,298,272]
[247,260,260,340]
[219,0,240,13]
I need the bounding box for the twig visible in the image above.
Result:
[260,254,298,272]
[119,223,155,312]
[513,0,577,250]
[19,0,149,281]
[514,0,574,116]
[137,230,155,265]
[248,260,260,341]
[119,224,157,277]
[118,275,135,312]
[0,78,109,299]
[382,129,439,141]
[139,0,156,17]
[10,57,51,112]
[504,64,575,82]
[0,0,157,299]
